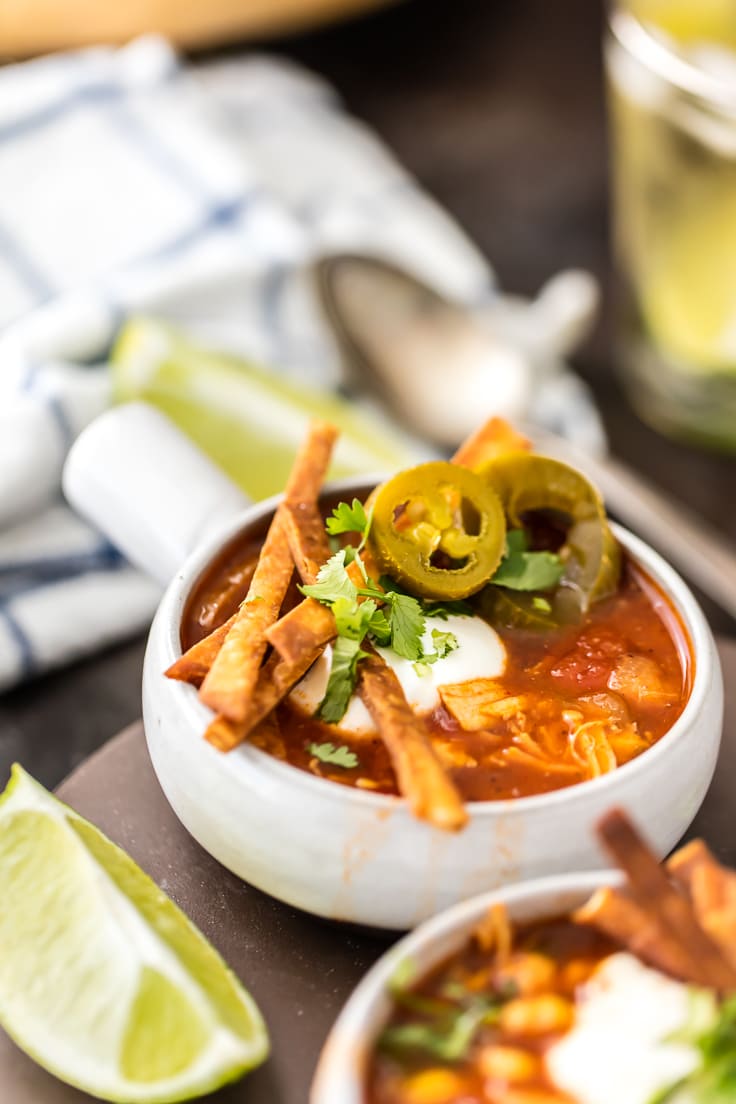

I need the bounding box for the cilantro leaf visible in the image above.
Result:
[365,605,392,647]
[378,995,504,1063]
[308,740,360,769]
[331,596,391,646]
[506,528,528,555]
[491,529,564,592]
[378,576,473,621]
[325,498,370,540]
[299,551,453,718]
[650,993,736,1104]
[412,629,458,676]
[301,551,395,721]
[318,637,367,724]
[386,592,426,661]
[431,628,458,659]
[331,596,373,640]
[300,549,358,605]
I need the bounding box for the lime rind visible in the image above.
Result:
[0,765,268,1103]
[111,318,428,501]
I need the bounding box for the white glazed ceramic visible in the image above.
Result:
[310,870,623,1104]
[64,403,723,931]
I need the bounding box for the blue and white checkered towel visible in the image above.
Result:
[0,36,601,692]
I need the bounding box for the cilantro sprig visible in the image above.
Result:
[300,543,461,722]
[308,741,359,768]
[301,550,428,657]
[306,500,565,724]
[378,980,506,1063]
[413,629,459,678]
[651,993,736,1104]
[316,638,368,724]
[325,498,372,551]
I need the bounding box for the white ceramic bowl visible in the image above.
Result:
[65,404,723,931]
[310,870,623,1104]
[141,501,721,930]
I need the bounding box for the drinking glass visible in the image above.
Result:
[606,3,736,448]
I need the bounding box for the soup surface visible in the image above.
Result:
[365,912,618,1103]
[181,507,691,802]
[363,821,736,1104]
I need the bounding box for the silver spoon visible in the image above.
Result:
[315,253,736,622]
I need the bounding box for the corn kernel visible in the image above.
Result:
[499,994,574,1037]
[495,952,557,996]
[400,1067,471,1103]
[478,1044,540,1082]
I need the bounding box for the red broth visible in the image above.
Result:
[181,520,692,802]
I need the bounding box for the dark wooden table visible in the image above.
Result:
[1,0,735,790]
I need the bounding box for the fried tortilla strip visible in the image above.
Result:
[357,648,467,832]
[452,416,531,469]
[247,712,286,761]
[474,904,513,960]
[668,840,736,970]
[597,809,736,988]
[574,886,705,982]
[669,840,736,915]
[198,510,294,720]
[266,598,336,668]
[205,643,323,752]
[165,614,236,687]
[266,555,378,664]
[281,499,332,585]
[199,421,338,722]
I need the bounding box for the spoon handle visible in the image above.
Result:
[533,432,736,623]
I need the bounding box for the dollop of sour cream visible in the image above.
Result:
[547,953,705,1104]
[288,614,506,734]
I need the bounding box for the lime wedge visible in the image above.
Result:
[0,765,268,1102]
[111,319,427,501]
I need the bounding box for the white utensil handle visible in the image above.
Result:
[63,402,250,586]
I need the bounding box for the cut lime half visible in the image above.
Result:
[0,765,268,1103]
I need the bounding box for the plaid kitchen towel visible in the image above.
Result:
[0,36,602,691]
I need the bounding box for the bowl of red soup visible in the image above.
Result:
[68,407,721,929]
[312,811,736,1103]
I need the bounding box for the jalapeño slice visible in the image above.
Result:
[478,453,621,627]
[368,462,506,600]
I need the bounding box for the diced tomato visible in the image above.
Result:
[548,629,626,694]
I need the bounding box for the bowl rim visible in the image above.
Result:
[151,474,716,820]
[310,868,626,1101]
